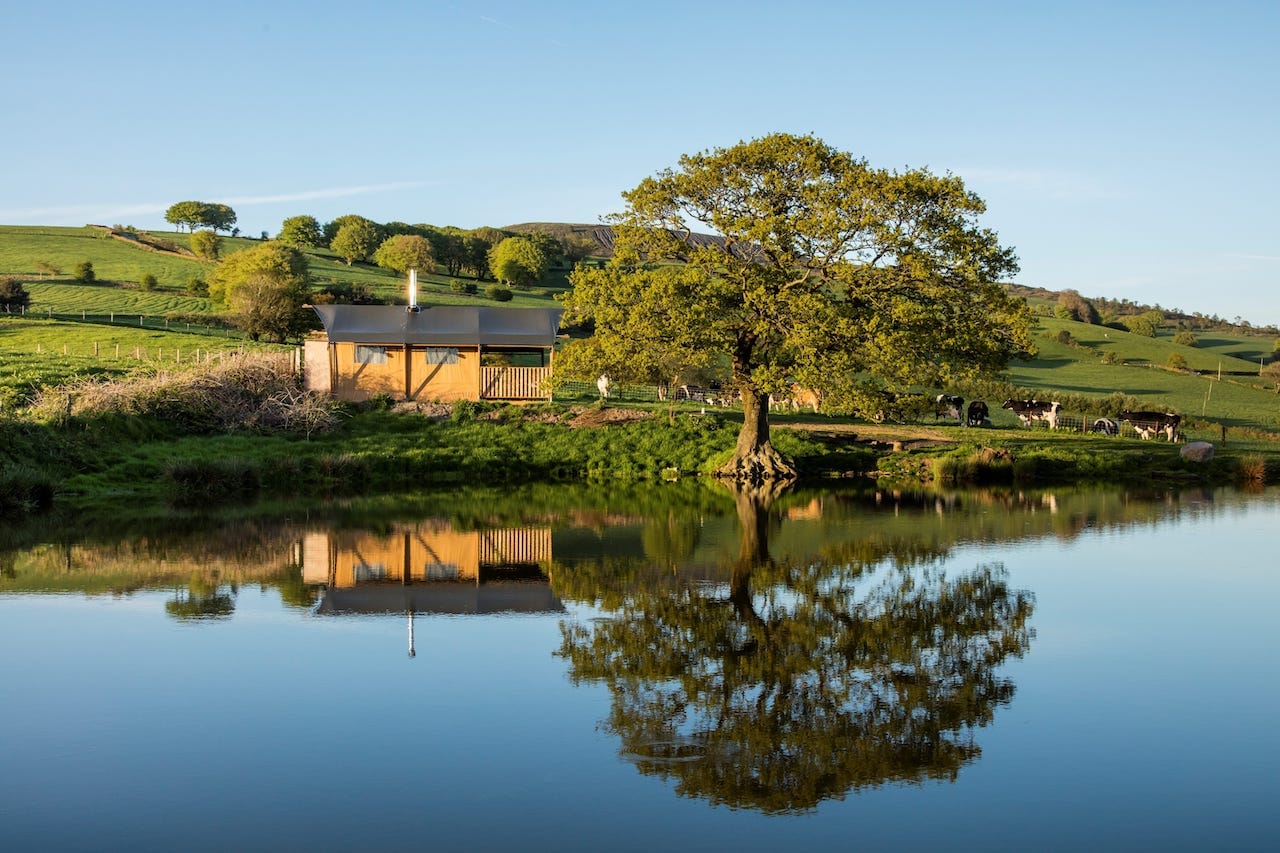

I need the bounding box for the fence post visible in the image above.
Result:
[139,316,143,326]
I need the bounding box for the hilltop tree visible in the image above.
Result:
[202,203,237,233]
[164,201,237,233]
[561,133,1032,483]
[74,261,95,283]
[207,242,311,342]
[373,234,436,275]
[330,219,382,266]
[488,236,549,287]
[420,226,468,277]
[277,215,323,248]
[165,201,205,232]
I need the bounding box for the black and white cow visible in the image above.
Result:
[1089,417,1119,435]
[1120,411,1181,441]
[967,400,989,427]
[935,394,964,423]
[1002,399,1062,430]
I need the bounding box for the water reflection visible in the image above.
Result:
[2,483,1275,814]
[553,484,1034,813]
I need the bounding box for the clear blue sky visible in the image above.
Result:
[4,0,1277,325]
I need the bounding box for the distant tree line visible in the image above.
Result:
[274,213,592,286]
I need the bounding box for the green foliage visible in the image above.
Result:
[322,214,383,247]
[139,273,157,292]
[0,276,31,310]
[206,243,311,341]
[0,463,56,514]
[330,219,382,266]
[164,457,260,506]
[562,133,1031,477]
[164,201,237,233]
[1121,310,1163,337]
[1167,352,1187,370]
[190,229,221,260]
[1057,289,1100,324]
[1101,349,1122,364]
[373,234,436,275]
[488,236,549,287]
[186,276,208,296]
[1173,330,1198,347]
[74,260,95,283]
[485,285,513,302]
[277,215,323,248]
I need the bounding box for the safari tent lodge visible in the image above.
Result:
[305,302,563,403]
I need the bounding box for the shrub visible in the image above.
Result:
[164,457,260,506]
[0,276,31,310]
[1236,454,1267,484]
[0,463,56,513]
[191,229,221,260]
[486,285,513,302]
[1056,330,1074,346]
[186,276,209,296]
[139,273,157,292]
[450,279,470,295]
[1173,331,1198,347]
[74,261,95,283]
[1101,350,1122,365]
[1167,353,1187,370]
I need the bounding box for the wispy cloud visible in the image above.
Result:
[956,167,1120,202]
[1223,252,1280,262]
[217,181,438,207]
[0,181,438,225]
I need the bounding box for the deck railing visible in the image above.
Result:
[480,365,551,400]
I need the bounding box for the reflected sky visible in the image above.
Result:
[1,484,1277,850]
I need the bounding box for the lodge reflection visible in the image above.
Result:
[553,487,1035,813]
[303,522,562,618]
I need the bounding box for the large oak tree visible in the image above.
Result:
[560,133,1033,483]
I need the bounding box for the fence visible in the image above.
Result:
[480,366,553,400]
[2,305,246,340]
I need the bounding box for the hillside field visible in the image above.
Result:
[2,223,1277,434]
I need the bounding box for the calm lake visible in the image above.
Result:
[2,482,1277,851]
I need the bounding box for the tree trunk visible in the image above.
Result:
[717,385,797,483]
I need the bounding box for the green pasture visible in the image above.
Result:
[0,225,212,287]
[22,281,219,315]
[1004,317,1279,429]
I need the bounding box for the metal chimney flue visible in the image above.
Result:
[407,269,421,313]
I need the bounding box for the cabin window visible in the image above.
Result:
[354,562,387,582]
[425,347,459,365]
[355,345,387,365]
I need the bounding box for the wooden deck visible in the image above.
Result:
[480,365,552,400]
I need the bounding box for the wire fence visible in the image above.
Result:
[2,305,246,340]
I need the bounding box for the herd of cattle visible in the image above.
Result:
[598,376,1182,441]
[938,394,1182,441]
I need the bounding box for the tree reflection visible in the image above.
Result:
[555,484,1034,813]
[165,575,236,620]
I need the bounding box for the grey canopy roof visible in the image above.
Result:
[312,304,564,348]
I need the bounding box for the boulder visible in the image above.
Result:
[1180,441,1214,463]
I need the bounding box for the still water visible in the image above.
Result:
[1,483,1277,851]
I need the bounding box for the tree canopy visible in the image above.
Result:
[330,218,382,266]
[488,236,549,287]
[561,133,1033,482]
[164,201,238,233]
[277,215,323,248]
[373,234,436,275]
[206,242,311,342]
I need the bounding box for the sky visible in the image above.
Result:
[3,0,1278,325]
